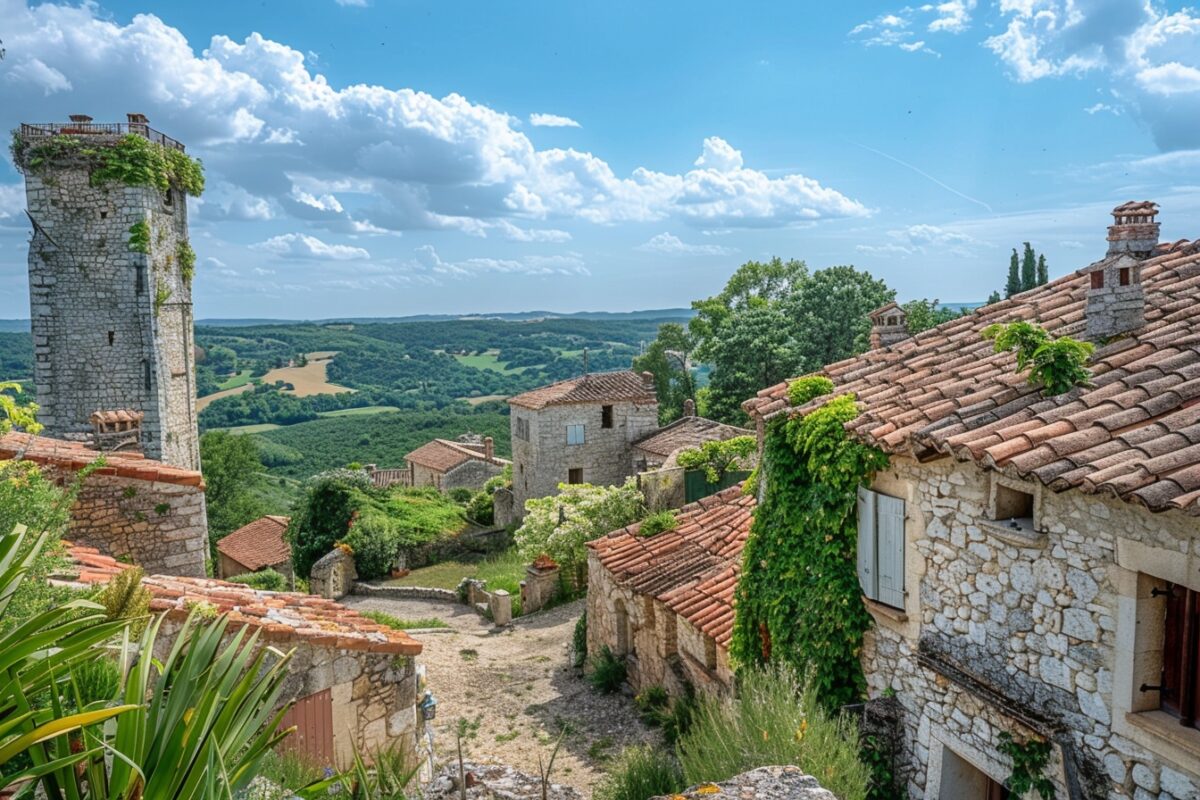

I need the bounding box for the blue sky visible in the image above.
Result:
[1,0,1198,319]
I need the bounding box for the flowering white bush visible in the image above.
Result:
[515,478,646,581]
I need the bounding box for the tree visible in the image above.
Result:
[986,290,1002,305]
[701,302,801,424]
[901,299,963,335]
[633,323,696,425]
[786,265,894,369]
[1005,249,1021,298]
[0,381,42,435]
[1020,242,1038,292]
[287,468,371,578]
[1037,253,1049,286]
[200,431,267,554]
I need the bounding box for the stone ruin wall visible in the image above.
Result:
[860,455,1200,800]
[23,150,199,471]
[67,472,207,577]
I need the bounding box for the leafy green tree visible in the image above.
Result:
[287,468,371,578]
[1021,242,1038,292]
[1005,249,1021,298]
[633,323,696,424]
[786,265,894,368]
[0,381,41,434]
[200,431,267,554]
[901,299,963,335]
[688,257,809,347]
[986,290,1002,305]
[701,302,800,424]
[1037,253,1049,286]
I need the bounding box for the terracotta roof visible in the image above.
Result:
[590,485,754,647]
[216,515,291,572]
[744,232,1200,517]
[508,371,657,410]
[404,439,508,473]
[633,416,751,460]
[0,432,204,489]
[61,544,421,656]
[89,409,144,425]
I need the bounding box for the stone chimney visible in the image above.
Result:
[126,112,149,125]
[68,114,93,124]
[484,436,494,461]
[641,371,656,390]
[868,302,909,349]
[1086,201,1154,339]
[683,398,696,417]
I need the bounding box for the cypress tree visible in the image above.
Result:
[1021,242,1037,291]
[1037,253,1048,286]
[987,290,1002,305]
[1005,249,1021,298]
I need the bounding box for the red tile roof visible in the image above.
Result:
[62,544,421,656]
[633,416,751,460]
[590,485,754,647]
[0,432,204,489]
[216,515,291,572]
[405,439,507,473]
[508,371,657,410]
[744,234,1200,516]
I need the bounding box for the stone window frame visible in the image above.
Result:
[923,725,1066,800]
[1112,537,1200,769]
[981,473,1043,542]
[566,423,585,446]
[861,468,926,639]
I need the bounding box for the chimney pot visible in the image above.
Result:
[683,398,696,417]
[868,302,909,349]
[69,114,93,123]
[1106,200,1159,257]
[1087,201,1152,339]
[484,436,494,461]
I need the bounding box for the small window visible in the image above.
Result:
[1160,582,1200,729]
[566,424,585,445]
[107,331,115,346]
[143,359,152,392]
[1119,267,1131,286]
[1091,271,1105,289]
[568,468,584,484]
[135,263,146,294]
[601,405,614,429]
[857,487,905,609]
[992,482,1035,533]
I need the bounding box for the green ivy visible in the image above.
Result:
[19,134,82,170]
[788,375,836,406]
[638,509,677,537]
[730,392,888,713]
[982,321,1093,397]
[997,732,1055,799]
[14,132,204,196]
[676,435,756,483]
[128,220,151,255]
[154,284,172,317]
[177,240,196,286]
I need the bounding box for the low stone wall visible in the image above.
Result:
[520,558,561,615]
[639,466,685,512]
[650,767,835,799]
[353,583,459,602]
[68,473,207,577]
[398,525,510,571]
[310,548,356,599]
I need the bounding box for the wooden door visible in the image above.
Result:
[279,688,334,767]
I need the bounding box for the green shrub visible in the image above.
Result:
[178,240,196,286]
[128,220,151,254]
[983,321,1093,396]
[675,435,756,483]
[634,685,670,726]
[588,646,627,694]
[638,510,677,537]
[465,490,495,526]
[288,468,373,578]
[342,486,469,579]
[787,375,835,406]
[69,655,122,708]
[89,134,205,196]
[676,666,870,800]
[226,568,289,592]
[448,487,474,504]
[593,745,683,800]
[572,610,588,668]
[95,565,153,636]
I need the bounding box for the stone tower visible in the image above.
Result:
[16,114,201,470]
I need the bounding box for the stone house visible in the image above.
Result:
[508,371,659,517]
[61,544,424,768]
[741,202,1200,799]
[216,514,292,580]
[587,484,753,698]
[1,431,208,577]
[403,436,508,492]
[631,399,751,471]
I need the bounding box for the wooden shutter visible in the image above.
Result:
[279,688,334,766]
[875,493,906,609]
[857,486,877,601]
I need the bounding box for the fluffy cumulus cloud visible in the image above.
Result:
[409,245,589,278]
[850,1,977,54]
[636,232,736,256]
[0,0,866,252]
[252,233,370,260]
[856,223,980,257]
[529,113,581,128]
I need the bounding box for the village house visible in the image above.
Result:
[1,431,208,577]
[59,544,424,768]
[631,398,751,471]
[508,370,660,516]
[215,514,293,581]
[403,435,508,492]
[742,201,1200,799]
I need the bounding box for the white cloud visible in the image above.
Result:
[252,233,370,260]
[1084,102,1121,115]
[409,245,589,277]
[926,0,976,34]
[857,223,980,257]
[0,184,24,221]
[335,0,368,6]
[529,113,581,128]
[491,220,572,243]
[0,2,865,235]
[636,232,736,256]
[1135,62,1200,96]
[850,1,971,53]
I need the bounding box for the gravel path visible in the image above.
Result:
[340,595,656,797]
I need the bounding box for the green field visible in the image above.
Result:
[217,370,255,390]
[452,350,527,375]
[218,423,282,434]
[317,405,401,418]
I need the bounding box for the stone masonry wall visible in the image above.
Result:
[23,142,199,470]
[512,399,658,515]
[442,458,507,492]
[68,473,207,577]
[860,455,1200,800]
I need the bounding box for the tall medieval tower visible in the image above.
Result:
[15,114,201,470]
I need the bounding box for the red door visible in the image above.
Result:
[278,688,334,767]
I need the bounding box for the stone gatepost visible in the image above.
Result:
[489,590,512,626]
[520,554,561,614]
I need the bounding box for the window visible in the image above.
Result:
[601,405,614,429]
[515,417,529,441]
[857,486,905,609]
[566,424,585,445]
[1160,581,1200,729]
[568,468,584,484]
[1119,267,1132,286]
[1091,271,1105,289]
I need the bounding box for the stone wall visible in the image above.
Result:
[23,142,199,470]
[310,548,357,599]
[511,399,658,516]
[639,466,686,511]
[68,472,206,577]
[859,455,1200,799]
[442,458,507,492]
[651,766,836,800]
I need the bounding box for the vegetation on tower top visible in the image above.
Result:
[12,131,205,197]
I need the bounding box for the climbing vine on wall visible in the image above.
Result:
[177,240,196,286]
[997,732,1056,799]
[730,383,888,713]
[154,284,172,317]
[128,220,151,255]
[14,132,204,196]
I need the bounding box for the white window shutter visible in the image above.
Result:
[857,486,877,601]
[875,493,906,609]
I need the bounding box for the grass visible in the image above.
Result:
[216,369,255,390]
[452,350,528,375]
[360,609,449,630]
[216,422,282,434]
[385,547,526,593]
[317,405,401,418]
[593,746,683,800]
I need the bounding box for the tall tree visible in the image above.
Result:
[1020,242,1037,292]
[200,431,267,556]
[787,265,895,368]
[1005,249,1021,298]
[633,322,696,425]
[1037,253,1049,286]
[986,290,1002,305]
[902,299,962,334]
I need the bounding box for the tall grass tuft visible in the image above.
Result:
[587,646,627,693]
[676,665,871,800]
[593,745,683,800]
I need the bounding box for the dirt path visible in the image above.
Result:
[340,596,655,797]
